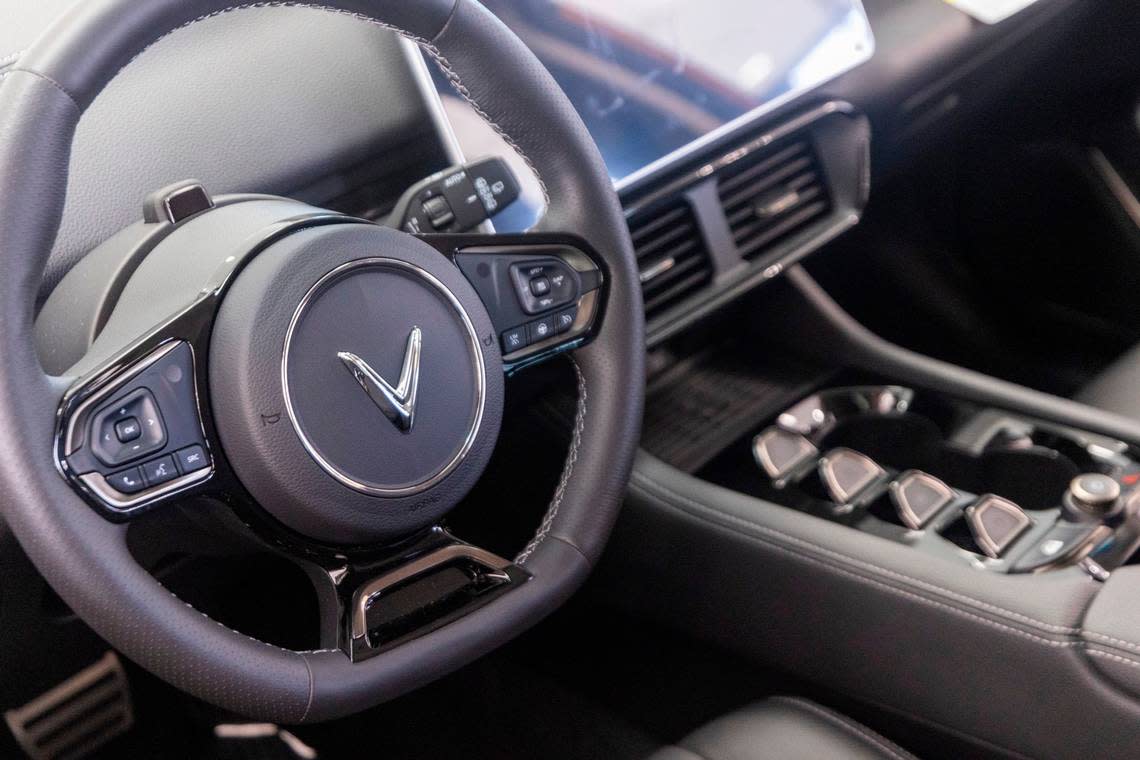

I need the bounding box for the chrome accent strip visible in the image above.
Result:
[80,466,212,511]
[281,259,487,498]
[350,544,512,642]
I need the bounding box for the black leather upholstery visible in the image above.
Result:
[1077,344,1140,421]
[649,698,917,760]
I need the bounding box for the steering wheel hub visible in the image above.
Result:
[210,224,504,545]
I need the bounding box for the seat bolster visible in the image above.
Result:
[649,698,918,760]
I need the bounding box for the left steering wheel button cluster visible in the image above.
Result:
[61,342,213,514]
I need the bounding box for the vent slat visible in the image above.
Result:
[634,219,697,261]
[719,155,813,210]
[629,204,690,244]
[727,184,823,231]
[717,138,832,260]
[642,253,707,296]
[643,269,714,315]
[627,198,713,321]
[737,201,829,258]
[716,142,807,195]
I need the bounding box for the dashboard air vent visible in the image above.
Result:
[627,198,713,320]
[717,139,831,259]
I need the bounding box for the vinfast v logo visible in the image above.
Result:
[337,327,422,433]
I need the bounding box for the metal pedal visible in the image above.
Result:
[4,652,133,760]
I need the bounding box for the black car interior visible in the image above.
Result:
[2,0,1140,758]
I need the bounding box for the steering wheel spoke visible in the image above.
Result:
[419,232,606,373]
[291,528,527,661]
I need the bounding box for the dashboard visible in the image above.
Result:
[1,0,1093,350]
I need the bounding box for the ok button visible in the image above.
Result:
[115,417,141,442]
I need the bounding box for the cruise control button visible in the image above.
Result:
[527,316,557,344]
[141,455,178,487]
[175,445,209,473]
[966,494,1031,558]
[553,307,577,334]
[115,417,141,443]
[501,327,528,354]
[752,427,817,481]
[530,276,551,297]
[106,467,146,494]
[890,470,955,529]
[818,448,887,505]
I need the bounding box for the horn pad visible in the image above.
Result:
[209,224,503,546]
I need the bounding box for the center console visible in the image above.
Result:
[603,266,1140,760]
[702,383,1140,578]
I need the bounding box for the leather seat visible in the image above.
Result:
[648,697,917,760]
[1077,344,1140,419]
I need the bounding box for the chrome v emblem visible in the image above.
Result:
[337,327,422,433]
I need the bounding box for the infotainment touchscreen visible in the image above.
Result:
[478,0,875,186]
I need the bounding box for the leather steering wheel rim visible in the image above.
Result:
[0,0,644,722]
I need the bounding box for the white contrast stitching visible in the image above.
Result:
[631,474,1083,635]
[770,697,916,760]
[516,358,586,564]
[1083,631,1140,652]
[105,2,551,207]
[1085,648,1140,670]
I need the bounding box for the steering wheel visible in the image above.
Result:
[0,0,643,723]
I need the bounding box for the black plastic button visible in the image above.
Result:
[422,195,455,230]
[1011,520,1100,573]
[752,427,818,481]
[527,316,557,344]
[509,259,581,315]
[141,456,178,487]
[106,467,146,494]
[115,417,141,443]
[501,327,528,354]
[890,470,956,529]
[818,448,887,505]
[530,276,551,297]
[553,307,577,334]
[90,388,166,467]
[175,445,209,473]
[966,494,1031,558]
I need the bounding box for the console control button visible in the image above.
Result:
[141,455,178,488]
[175,445,210,474]
[1066,473,1122,519]
[90,388,166,467]
[818,448,887,505]
[966,494,1031,558]
[752,427,817,481]
[106,467,146,495]
[889,470,956,529]
[510,260,580,315]
[1011,521,1101,573]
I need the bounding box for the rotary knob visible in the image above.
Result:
[1065,473,1122,520]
